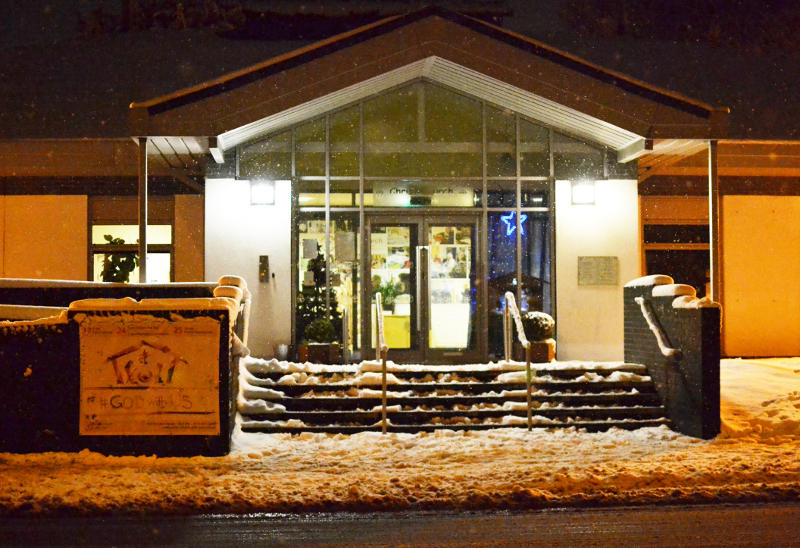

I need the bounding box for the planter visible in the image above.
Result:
[298,343,341,364]
[513,339,556,363]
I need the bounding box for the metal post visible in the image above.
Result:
[381,347,387,435]
[503,297,510,362]
[375,292,387,434]
[137,137,148,283]
[526,344,532,431]
[708,140,722,304]
[342,306,349,364]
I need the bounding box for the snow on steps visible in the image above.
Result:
[238,357,670,434]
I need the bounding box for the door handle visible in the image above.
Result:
[415,245,429,332]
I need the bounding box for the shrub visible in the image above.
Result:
[303,318,336,344]
[522,311,555,341]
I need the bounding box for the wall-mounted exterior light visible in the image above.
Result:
[250,180,275,205]
[571,180,596,205]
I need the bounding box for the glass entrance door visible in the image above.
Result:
[365,214,481,363]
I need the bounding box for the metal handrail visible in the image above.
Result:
[375,293,389,434]
[504,291,534,431]
[634,296,681,358]
[341,306,350,364]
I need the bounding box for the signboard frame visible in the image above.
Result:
[68,307,234,456]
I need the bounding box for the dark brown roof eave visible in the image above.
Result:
[130,7,727,123]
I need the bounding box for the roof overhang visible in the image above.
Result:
[215,56,644,154]
[130,8,728,162]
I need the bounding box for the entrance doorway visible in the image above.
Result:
[363,213,481,363]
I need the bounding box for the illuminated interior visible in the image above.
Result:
[237,80,635,361]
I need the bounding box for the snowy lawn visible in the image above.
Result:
[1,358,798,515]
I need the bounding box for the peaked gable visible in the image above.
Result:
[130,8,727,146]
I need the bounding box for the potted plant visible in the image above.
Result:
[100,235,138,282]
[297,318,341,364]
[376,279,402,311]
[295,243,342,362]
[517,311,556,363]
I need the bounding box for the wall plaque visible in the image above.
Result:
[77,313,221,436]
[578,256,619,286]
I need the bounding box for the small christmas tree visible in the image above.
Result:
[296,243,341,343]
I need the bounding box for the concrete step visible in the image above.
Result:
[261,392,662,411]
[240,417,672,434]
[262,380,657,397]
[243,405,669,425]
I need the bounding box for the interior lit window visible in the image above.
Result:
[90,225,172,283]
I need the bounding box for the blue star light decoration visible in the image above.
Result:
[500,211,527,237]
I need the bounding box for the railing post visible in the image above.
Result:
[381,347,388,435]
[503,296,511,362]
[375,293,388,435]
[505,291,534,431]
[526,344,532,431]
[342,306,349,364]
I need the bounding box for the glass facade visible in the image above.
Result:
[236,80,631,361]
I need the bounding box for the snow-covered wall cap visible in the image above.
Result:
[673,295,722,309]
[218,275,250,300]
[214,285,243,304]
[68,297,238,316]
[218,275,246,290]
[624,274,674,288]
[652,284,696,298]
[0,278,216,289]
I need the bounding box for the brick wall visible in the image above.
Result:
[624,282,720,439]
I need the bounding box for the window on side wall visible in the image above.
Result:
[88,196,174,283]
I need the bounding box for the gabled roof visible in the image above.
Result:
[130,7,728,154]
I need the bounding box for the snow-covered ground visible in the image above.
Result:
[1,358,798,516]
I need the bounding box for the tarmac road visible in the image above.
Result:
[1,502,798,547]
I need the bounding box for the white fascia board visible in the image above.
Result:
[217,56,643,153]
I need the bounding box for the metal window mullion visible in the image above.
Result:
[481,101,489,357]
[515,114,522,306]
[358,101,365,351]
[548,127,557,327]
[137,137,148,283]
[290,128,298,348]
[324,114,331,316]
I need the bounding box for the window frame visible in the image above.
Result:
[87,196,175,283]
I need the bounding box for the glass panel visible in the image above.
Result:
[365,180,479,208]
[330,213,359,355]
[643,224,710,244]
[238,129,291,179]
[329,179,360,207]
[91,225,171,245]
[295,118,326,177]
[553,131,604,180]
[646,250,710,298]
[363,83,481,178]
[487,211,518,358]
[486,180,517,208]
[486,106,516,177]
[297,180,326,207]
[520,181,549,208]
[521,212,552,315]
[370,225,413,350]
[330,106,360,176]
[428,225,474,350]
[520,119,550,176]
[92,252,170,283]
[296,215,345,345]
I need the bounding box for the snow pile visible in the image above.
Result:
[720,358,800,441]
[1,358,799,516]
[353,372,401,386]
[624,274,673,287]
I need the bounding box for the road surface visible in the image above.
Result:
[1,502,797,546]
